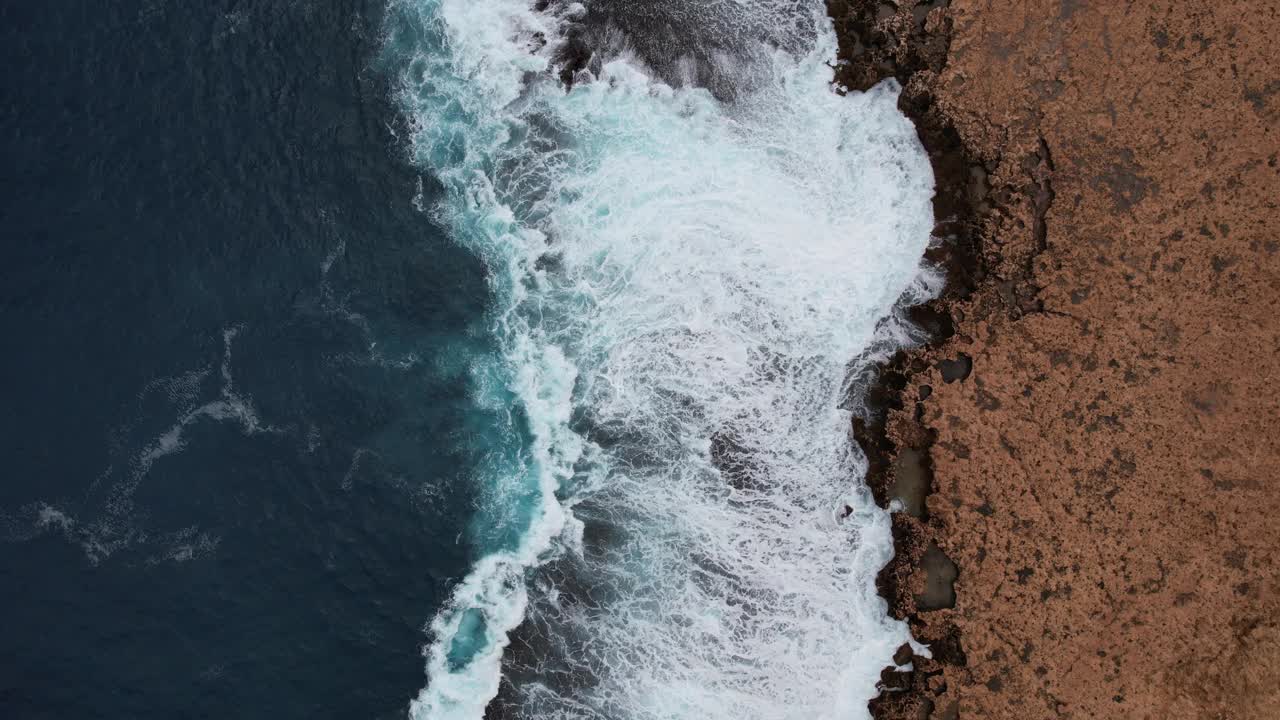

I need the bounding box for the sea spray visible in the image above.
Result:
[383,1,938,717]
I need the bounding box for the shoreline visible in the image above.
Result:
[830,2,1280,718]
[826,4,994,717]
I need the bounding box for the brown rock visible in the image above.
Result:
[829,1,1280,718]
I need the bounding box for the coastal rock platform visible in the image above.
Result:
[827,1,1280,717]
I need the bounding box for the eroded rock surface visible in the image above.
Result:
[828,1,1280,717]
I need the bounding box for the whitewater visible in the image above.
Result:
[382,1,939,718]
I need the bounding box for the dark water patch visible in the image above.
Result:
[547,0,817,99]
[486,501,627,717]
[915,542,958,611]
[0,1,489,717]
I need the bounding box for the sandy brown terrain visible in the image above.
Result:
[825,1,1280,717]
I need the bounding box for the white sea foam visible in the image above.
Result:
[1,326,269,565]
[386,1,938,718]
[110,326,274,515]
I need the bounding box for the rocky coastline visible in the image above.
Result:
[829,1,1280,718]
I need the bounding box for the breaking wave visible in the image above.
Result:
[383,1,938,718]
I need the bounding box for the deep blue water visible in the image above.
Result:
[0,1,485,717]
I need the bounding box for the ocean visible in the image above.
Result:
[0,1,936,719]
